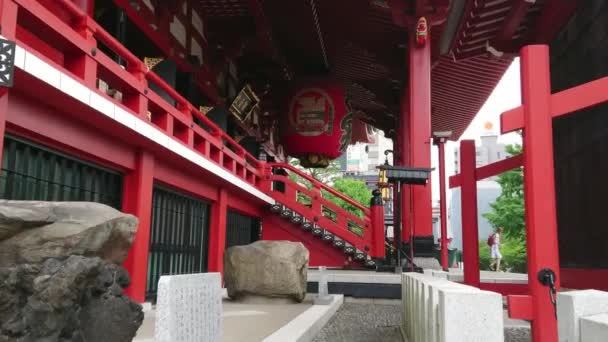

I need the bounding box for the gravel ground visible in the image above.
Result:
[312,302,402,342]
[312,301,531,342]
[505,326,531,342]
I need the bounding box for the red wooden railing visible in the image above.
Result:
[265,163,380,256]
[9,0,262,187]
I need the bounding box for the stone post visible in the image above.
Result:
[314,266,332,305]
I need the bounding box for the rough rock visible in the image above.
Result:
[224,240,309,302]
[0,204,56,240]
[0,255,143,342]
[0,201,138,267]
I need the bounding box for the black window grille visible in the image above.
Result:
[146,186,210,300]
[225,209,261,248]
[0,136,123,208]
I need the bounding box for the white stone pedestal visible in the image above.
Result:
[155,273,222,342]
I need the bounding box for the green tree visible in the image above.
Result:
[288,157,341,184]
[286,158,371,226]
[323,178,371,219]
[482,144,525,241]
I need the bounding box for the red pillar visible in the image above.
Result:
[407,30,433,241]
[460,140,480,288]
[398,93,410,243]
[123,152,155,303]
[520,45,560,342]
[208,188,228,275]
[370,189,385,258]
[435,138,449,270]
[0,0,18,170]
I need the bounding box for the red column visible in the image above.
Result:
[399,95,410,243]
[460,140,480,288]
[123,152,155,303]
[208,188,228,275]
[436,138,449,270]
[407,30,433,239]
[0,0,18,170]
[520,45,560,342]
[370,189,385,258]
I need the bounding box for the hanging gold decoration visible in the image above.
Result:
[144,57,164,71]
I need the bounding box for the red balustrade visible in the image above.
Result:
[265,162,384,257]
[8,0,262,187]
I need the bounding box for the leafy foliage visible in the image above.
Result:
[286,158,371,224]
[322,178,371,219]
[288,158,341,184]
[482,144,525,241]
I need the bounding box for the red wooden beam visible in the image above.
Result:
[123,152,155,303]
[494,0,533,42]
[500,76,608,134]
[387,0,407,26]
[449,0,483,53]
[507,295,533,320]
[476,153,523,180]
[415,0,427,17]
[449,154,523,189]
[208,188,228,275]
[525,0,578,44]
[520,44,560,342]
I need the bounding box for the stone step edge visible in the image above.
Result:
[262,294,344,342]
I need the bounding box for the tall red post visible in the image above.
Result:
[370,189,385,258]
[397,105,410,244]
[208,188,228,275]
[0,0,18,170]
[406,28,433,244]
[520,45,560,342]
[123,152,155,303]
[435,138,449,270]
[460,140,480,288]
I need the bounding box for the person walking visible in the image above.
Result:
[489,227,503,272]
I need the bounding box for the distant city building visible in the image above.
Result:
[449,181,501,251]
[453,123,508,179]
[341,130,393,173]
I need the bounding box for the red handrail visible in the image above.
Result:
[267,162,370,215]
[53,0,86,20]
[11,0,264,185]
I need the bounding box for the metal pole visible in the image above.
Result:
[395,181,402,268]
[437,139,449,270]
[520,45,560,342]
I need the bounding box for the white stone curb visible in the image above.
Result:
[263,294,344,342]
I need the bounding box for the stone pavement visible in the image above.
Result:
[312,301,402,342]
[134,296,313,342]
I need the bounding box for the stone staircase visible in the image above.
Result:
[269,203,377,268]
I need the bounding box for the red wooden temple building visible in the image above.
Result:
[0,0,606,341]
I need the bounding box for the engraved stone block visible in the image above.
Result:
[155,273,222,342]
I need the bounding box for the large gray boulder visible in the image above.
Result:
[224,240,309,302]
[0,201,138,267]
[0,255,143,342]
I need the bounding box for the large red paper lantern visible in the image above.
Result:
[282,81,352,168]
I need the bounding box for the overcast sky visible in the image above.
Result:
[431,57,523,203]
